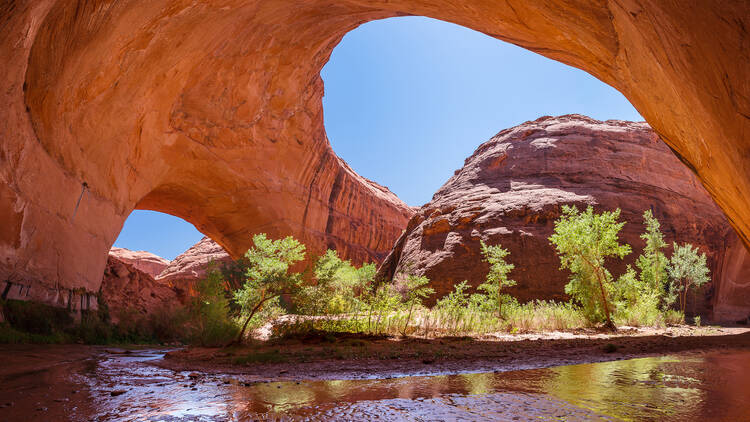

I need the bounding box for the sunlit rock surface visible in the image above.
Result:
[0,1,748,312]
[156,237,231,298]
[380,116,750,321]
[109,247,170,279]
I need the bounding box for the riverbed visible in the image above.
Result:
[1,343,750,421]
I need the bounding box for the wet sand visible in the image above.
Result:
[161,326,750,382]
[2,326,750,421]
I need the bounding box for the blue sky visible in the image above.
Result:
[114,16,642,260]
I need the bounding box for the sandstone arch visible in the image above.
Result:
[1,1,748,307]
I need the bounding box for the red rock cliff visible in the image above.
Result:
[1,1,748,312]
[381,116,750,321]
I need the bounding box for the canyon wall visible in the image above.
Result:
[1,1,748,311]
[381,116,750,321]
[101,256,180,324]
[109,248,170,279]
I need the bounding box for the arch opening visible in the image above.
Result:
[2,0,748,315]
[321,16,643,206]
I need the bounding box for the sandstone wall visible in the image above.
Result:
[1,1,748,311]
[381,116,750,321]
[109,248,170,279]
[101,256,180,324]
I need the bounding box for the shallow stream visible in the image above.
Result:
[72,349,750,421]
[1,345,749,421]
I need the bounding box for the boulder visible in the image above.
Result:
[381,115,750,321]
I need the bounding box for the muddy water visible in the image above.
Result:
[3,347,750,421]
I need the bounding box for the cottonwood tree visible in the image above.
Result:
[477,241,516,318]
[668,242,710,316]
[636,210,669,304]
[549,205,631,330]
[401,274,434,335]
[232,233,306,343]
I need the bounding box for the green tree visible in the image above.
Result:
[232,234,306,343]
[635,210,669,304]
[189,269,239,346]
[549,205,631,330]
[477,241,516,317]
[298,250,375,315]
[668,242,710,316]
[401,274,434,335]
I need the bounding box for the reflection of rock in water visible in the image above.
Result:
[3,346,750,421]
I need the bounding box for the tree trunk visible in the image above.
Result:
[402,303,415,336]
[229,293,273,346]
[595,268,616,331]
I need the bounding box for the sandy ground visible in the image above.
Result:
[159,325,750,382]
[0,344,97,421]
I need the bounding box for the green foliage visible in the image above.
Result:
[187,270,239,346]
[435,280,471,314]
[297,249,375,315]
[2,299,73,335]
[549,205,631,328]
[401,274,434,335]
[477,241,516,317]
[502,300,588,332]
[668,242,710,315]
[233,234,306,342]
[635,210,670,305]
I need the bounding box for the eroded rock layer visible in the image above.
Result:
[100,256,179,324]
[156,237,231,300]
[0,1,748,311]
[109,248,170,279]
[381,116,750,321]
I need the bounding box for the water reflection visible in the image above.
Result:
[83,350,750,421]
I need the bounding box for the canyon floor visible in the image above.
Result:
[2,327,750,421]
[160,326,750,382]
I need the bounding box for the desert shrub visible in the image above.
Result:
[503,300,587,332]
[663,309,685,325]
[400,274,434,335]
[2,299,73,335]
[549,205,631,329]
[668,243,710,316]
[636,210,670,304]
[296,249,375,315]
[75,310,114,344]
[476,241,516,317]
[187,270,239,346]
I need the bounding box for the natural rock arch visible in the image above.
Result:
[1,1,748,307]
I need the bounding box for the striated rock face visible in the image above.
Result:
[0,1,748,311]
[109,248,170,279]
[157,237,231,286]
[381,116,750,321]
[100,256,180,324]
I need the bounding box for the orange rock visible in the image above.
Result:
[101,256,180,324]
[109,248,170,279]
[380,116,750,321]
[0,2,748,312]
[156,237,231,300]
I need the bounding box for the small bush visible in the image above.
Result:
[2,299,73,335]
[663,309,684,325]
[503,300,587,332]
